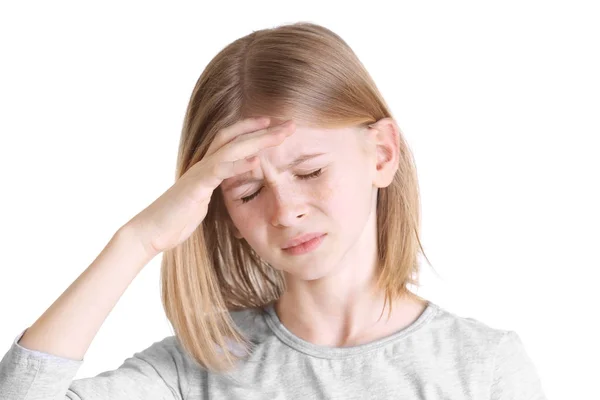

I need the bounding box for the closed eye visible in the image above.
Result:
[240,168,323,203]
[241,187,263,203]
[297,168,323,180]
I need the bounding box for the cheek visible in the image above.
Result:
[329,169,371,214]
[229,208,257,233]
[311,175,349,216]
[313,180,335,203]
[223,200,255,234]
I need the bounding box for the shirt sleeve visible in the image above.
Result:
[0,329,183,400]
[490,330,547,400]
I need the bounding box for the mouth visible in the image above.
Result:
[281,233,327,255]
[282,232,325,249]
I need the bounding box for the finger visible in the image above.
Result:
[226,156,260,178]
[194,121,295,190]
[215,121,295,163]
[206,117,271,157]
[200,154,260,189]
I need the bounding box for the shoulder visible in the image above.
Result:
[420,302,546,398]
[489,330,546,399]
[134,307,271,363]
[124,334,206,396]
[128,335,193,377]
[426,302,508,349]
[404,302,509,373]
[229,306,273,343]
[132,335,182,362]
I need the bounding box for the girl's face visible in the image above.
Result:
[220,122,379,281]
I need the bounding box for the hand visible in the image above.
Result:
[126,118,295,258]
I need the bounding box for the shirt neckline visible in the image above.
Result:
[261,299,438,359]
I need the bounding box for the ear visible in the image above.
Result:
[366,117,400,188]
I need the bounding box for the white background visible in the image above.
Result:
[1,1,598,398]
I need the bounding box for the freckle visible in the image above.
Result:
[317,185,334,201]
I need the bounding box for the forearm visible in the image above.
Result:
[17,224,155,361]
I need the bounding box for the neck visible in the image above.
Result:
[275,281,423,348]
[274,201,426,347]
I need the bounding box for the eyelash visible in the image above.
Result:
[240,168,323,204]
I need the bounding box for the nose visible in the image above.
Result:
[268,184,307,227]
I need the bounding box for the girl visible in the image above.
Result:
[0,22,546,399]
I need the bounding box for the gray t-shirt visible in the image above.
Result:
[0,301,546,399]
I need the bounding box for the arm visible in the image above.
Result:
[0,225,176,400]
[0,331,184,400]
[16,225,155,361]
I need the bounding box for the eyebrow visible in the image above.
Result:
[222,152,326,192]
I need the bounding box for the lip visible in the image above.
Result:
[282,232,326,249]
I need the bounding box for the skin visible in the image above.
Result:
[221,117,428,347]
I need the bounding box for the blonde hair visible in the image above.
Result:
[160,21,431,372]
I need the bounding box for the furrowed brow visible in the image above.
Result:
[222,152,326,192]
[278,152,326,173]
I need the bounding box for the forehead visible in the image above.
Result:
[260,123,355,159]
[219,123,361,191]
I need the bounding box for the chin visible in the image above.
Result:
[280,257,340,282]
